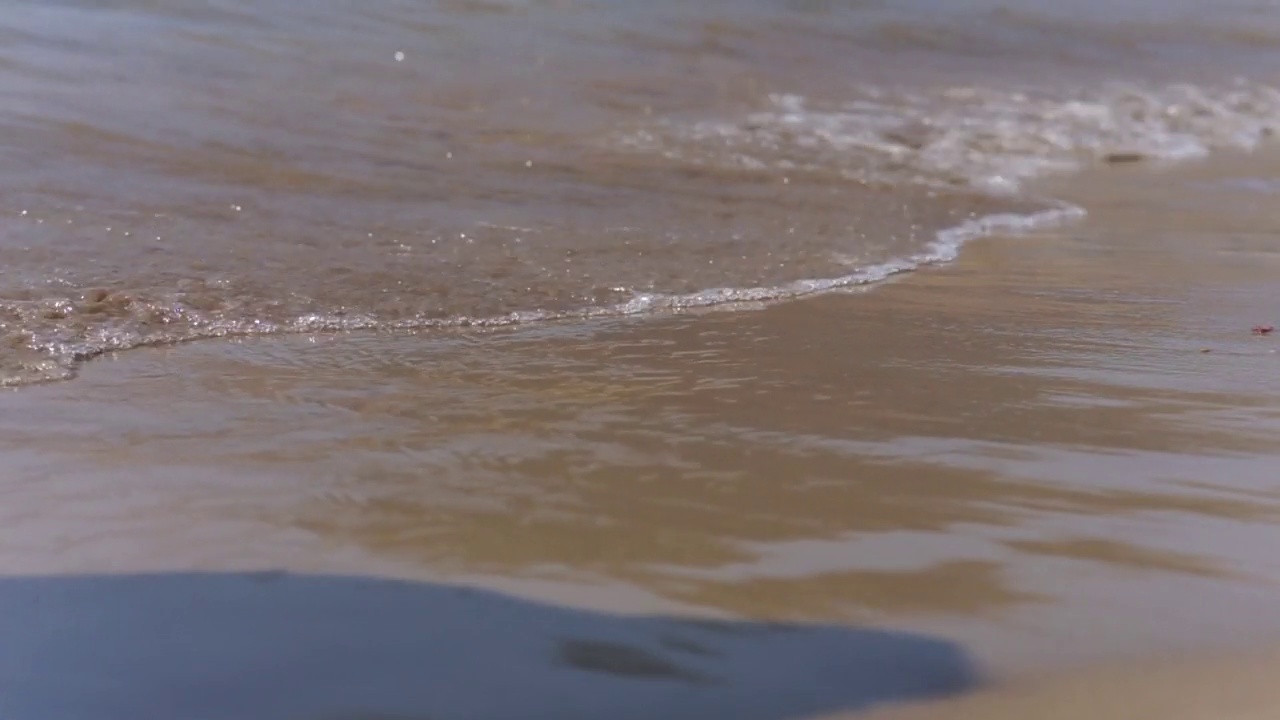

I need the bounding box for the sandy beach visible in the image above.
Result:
[4,2,1280,717]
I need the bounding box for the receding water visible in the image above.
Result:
[1,0,1278,383]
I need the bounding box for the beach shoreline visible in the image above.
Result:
[4,148,1280,719]
[5,2,1280,717]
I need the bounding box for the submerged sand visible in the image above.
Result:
[2,151,1280,717]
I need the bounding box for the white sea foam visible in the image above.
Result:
[623,80,1280,193]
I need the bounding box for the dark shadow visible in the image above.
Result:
[0,572,977,720]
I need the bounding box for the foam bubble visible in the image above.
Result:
[622,79,1280,193]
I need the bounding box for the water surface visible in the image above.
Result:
[1,0,1278,383]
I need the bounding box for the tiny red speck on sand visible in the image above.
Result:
[1252,325,1274,335]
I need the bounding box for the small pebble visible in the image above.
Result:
[1103,152,1145,164]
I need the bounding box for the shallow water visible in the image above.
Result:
[1,0,1278,383]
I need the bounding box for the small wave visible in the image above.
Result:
[602,201,1084,313]
[1,201,1082,386]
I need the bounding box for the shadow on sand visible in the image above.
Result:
[0,572,976,720]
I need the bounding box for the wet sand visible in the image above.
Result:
[830,645,1280,720]
[3,153,1280,716]
[825,154,1280,718]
